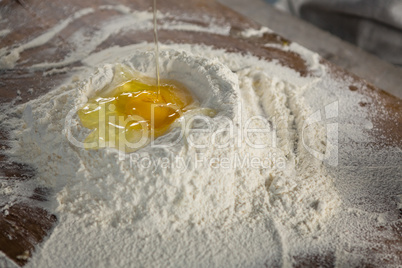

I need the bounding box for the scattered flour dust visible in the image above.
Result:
[3,4,393,268]
[2,44,341,267]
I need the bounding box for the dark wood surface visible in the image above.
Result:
[219,0,402,99]
[0,0,401,266]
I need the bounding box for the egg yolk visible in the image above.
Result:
[78,77,198,153]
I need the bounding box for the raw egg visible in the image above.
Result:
[78,66,204,153]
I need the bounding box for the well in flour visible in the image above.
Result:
[5,49,340,235]
[2,45,343,267]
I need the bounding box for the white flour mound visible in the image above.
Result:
[2,46,341,267]
[1,4,401,266]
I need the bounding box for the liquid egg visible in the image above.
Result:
[78,67,206,153]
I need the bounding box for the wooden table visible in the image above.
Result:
[0,0,401,266]
[219,0,402,99]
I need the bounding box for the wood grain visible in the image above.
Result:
[0,0,401,266]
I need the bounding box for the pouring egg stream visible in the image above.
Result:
[78,64,213,153]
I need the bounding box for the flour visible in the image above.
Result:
[2,44,341,267]
[0,8,94,69]
[240,26,273,38]
[0,6,231,71]
[0,29,10,37]
[1,5,400,268]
